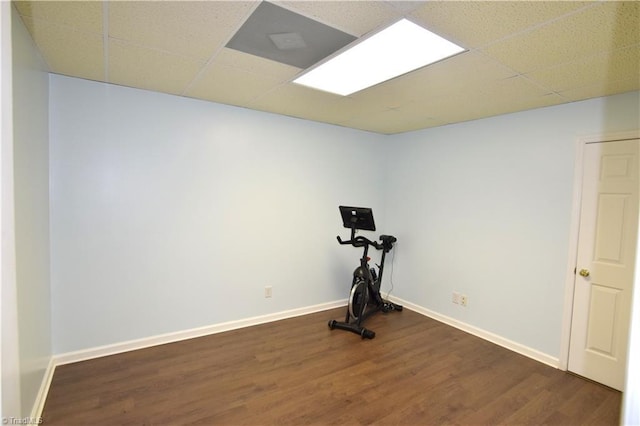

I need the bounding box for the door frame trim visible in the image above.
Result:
[559,129,640,371]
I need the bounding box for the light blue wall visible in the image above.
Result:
[49,75,386,354]
[48,73,639,361]
[12,5,51,417]
[382,91,640,357]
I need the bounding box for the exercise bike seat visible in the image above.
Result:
[379,235,397,252]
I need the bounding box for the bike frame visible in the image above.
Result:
[330,227,401,338]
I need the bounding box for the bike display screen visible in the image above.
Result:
[339,206,376,231]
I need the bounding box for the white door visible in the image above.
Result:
[568,138,639,391]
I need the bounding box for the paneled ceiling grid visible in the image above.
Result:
[13,0,640,135]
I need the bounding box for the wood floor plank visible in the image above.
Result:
[41,307,621,425]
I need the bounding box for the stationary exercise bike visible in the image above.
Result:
[328,206,402,339]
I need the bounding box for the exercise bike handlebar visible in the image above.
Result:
[336,235,384,250]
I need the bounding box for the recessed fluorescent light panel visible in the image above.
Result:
[294,19,465,96]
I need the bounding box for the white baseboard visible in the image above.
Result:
[53,296,559,368]
[389,296,560,368]
[54,299,347,366]
[30,356,55,421]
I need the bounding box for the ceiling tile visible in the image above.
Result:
[185,61,293,106]
[526,44,640,93]
[248,83,345,122]
[19,16,104,81]
[185,47,301,106]
[410,1,593,49]
[342,106,446,135]
[478,75,552,99]
[108,1,255,61]
[423,51,517,85]
[343,51,516,111]
[413,91,488,125]
[411,51,515,95]
[347,75,425,110]
[383,1,429,15]
[213,48,301,80]
[477,77,565,116]
[14,0,103,35]
[559,78,640,102]
[414,76,565,125]
[276,0,402,37]
[108,40,204,95]
[339,109,405,134]
[482,2,640,74]
[321,95,397,124]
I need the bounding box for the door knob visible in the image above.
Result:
[579,269,590,277]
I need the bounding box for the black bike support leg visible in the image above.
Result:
[328,320,375,339]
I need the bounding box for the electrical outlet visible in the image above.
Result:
[452,291,460,305]
[265,286,272,298]
[460,294,468,307]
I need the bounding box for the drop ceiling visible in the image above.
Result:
[13,0,640,135]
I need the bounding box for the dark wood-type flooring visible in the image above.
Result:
[42,307,621,425]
